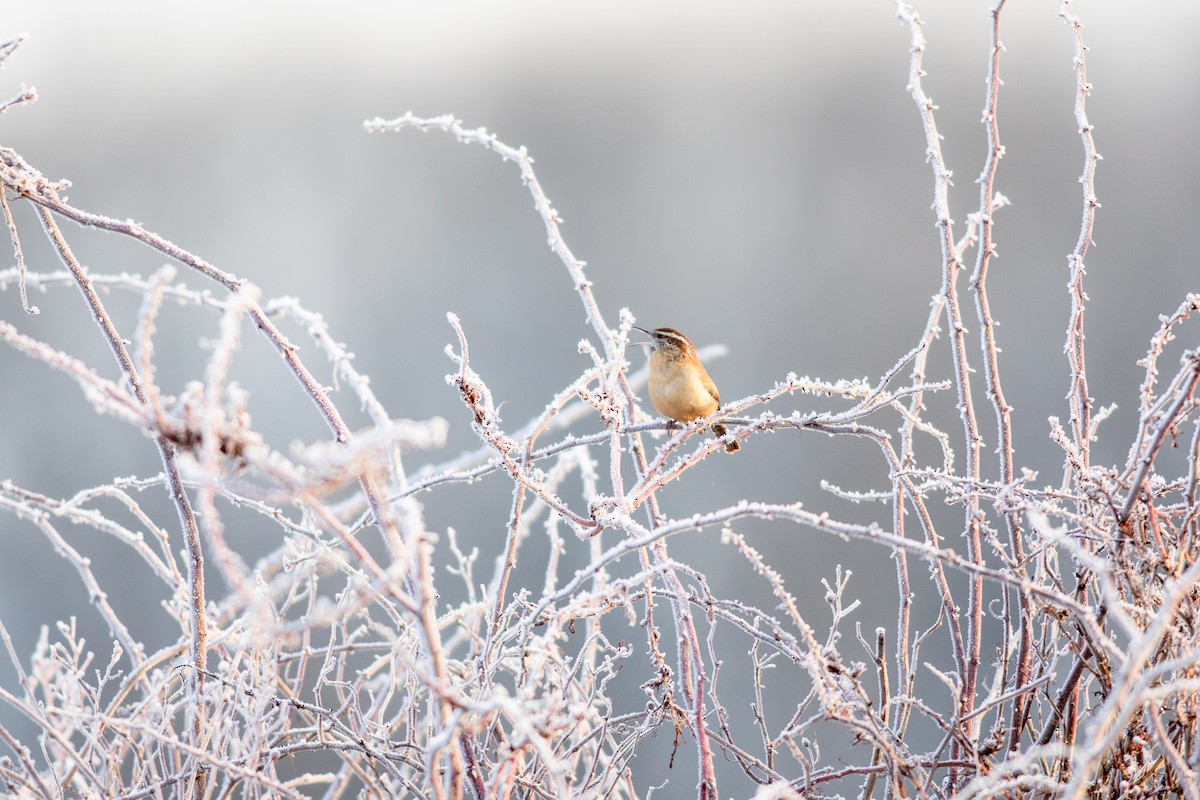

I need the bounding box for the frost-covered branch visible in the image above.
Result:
[1,10,1198,799]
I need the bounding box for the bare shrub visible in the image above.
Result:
[1,3,1198,798]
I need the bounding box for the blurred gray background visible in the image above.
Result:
[1,1,1198,794]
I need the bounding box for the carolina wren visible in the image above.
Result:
[633,326,740,453]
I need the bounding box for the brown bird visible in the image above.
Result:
[633,326,740,453]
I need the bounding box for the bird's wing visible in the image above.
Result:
[701,372,721,406]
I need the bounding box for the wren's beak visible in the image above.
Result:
[630,326,655,351]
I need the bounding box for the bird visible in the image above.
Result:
[632,326,740,453]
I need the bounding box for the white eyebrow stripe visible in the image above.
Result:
[654,330,695,356]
